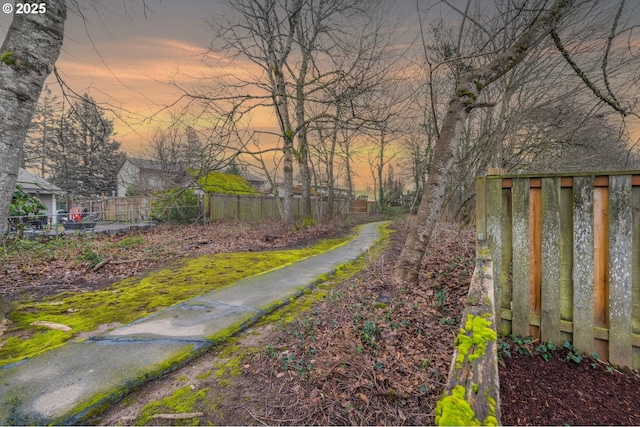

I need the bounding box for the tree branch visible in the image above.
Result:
[550,28,629,117]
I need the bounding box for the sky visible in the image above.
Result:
[0,1,422,192]
[1,1,639,192]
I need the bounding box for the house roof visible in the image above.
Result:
[190,170,260,195]
[125,157,184,172]
[17,168,65,195]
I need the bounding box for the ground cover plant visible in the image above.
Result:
[2,218,639,425]
[0,220,355,365]
[0,220,348,302]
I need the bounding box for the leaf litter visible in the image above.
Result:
[2,218,638,425]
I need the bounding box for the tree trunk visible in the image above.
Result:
[273,66,295,229]
[394,0,571,285]
[0,0,66,318]
[395,95,469,283]
[295,35,312,224]
[282,137,295,229]
[377,131,385,210]
[0,0,66,238]
[299,134,313,222]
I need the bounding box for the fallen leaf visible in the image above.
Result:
[356,393,369,405]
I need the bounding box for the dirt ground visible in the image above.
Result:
[0,220,351,302]
[499,345,640,426]
[2,218,639,425]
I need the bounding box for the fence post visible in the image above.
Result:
[573,176,595,355]
[486,177,503,328]
[633,183,640,370]
[608,175,633,367]
[511,178,531,338]
[541,177,562,345]
[476,177,487,242]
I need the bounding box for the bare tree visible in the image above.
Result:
[174,0,398,228]
[394,0,573,284]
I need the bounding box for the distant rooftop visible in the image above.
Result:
[17,168,65,195]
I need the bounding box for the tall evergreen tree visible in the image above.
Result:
[49,94,124,196]
[23,86,61,178]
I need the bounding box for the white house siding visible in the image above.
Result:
[116,159,141,197]
[16,168,64,224]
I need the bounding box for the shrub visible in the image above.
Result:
[8,186,47,235]
[150,188,200,223]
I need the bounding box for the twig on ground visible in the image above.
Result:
[151,412,204,420]
[92,258,111,272]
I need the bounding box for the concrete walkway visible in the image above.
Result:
[0,221,386,425]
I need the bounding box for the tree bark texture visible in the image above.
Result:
[394,0,572,285]
[0,1,66,238]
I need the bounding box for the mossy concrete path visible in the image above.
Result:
[0,221,387,425]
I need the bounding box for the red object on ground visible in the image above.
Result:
[69,207,84,222]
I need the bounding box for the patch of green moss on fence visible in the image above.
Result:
[454,314,497,368]
[483,394,499,426]
[0,235,351,366]
[435,385,479,426]
[435,385,498,427]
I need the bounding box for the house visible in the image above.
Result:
[116,157,189,197]
[16,168,65,224]
[117,156,269,197]
[238,168,269,193]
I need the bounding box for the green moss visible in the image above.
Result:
[454,314,497,369]
[477,246,490,258]
[435,385,498,426]
[0,51,14,65]
[457,88,477,105]
[256,222,394,328]
[215,353,245,388]
[196,370,212,381]
[115,234,145,248]
[473,79,485,91]
[435,385,479,426]
[189,170,259,195]
[70,344,195,425]
[484,395,498,426]
[136,386,209,425]
[0,235,351,366]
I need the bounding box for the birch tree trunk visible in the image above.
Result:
[0,1,66,238]
[0,0,66,319]
[394,0,571,285]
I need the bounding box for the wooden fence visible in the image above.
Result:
[77,193,362,224]
[476,171,640,370]
[205,194,281,222]
[84,196,153,222]
[205,193,353,222]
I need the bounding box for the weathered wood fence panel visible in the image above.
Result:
[85,196,153,222]
[477,171,640,370]
[80,194,359,224]
[206,194,352,222]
